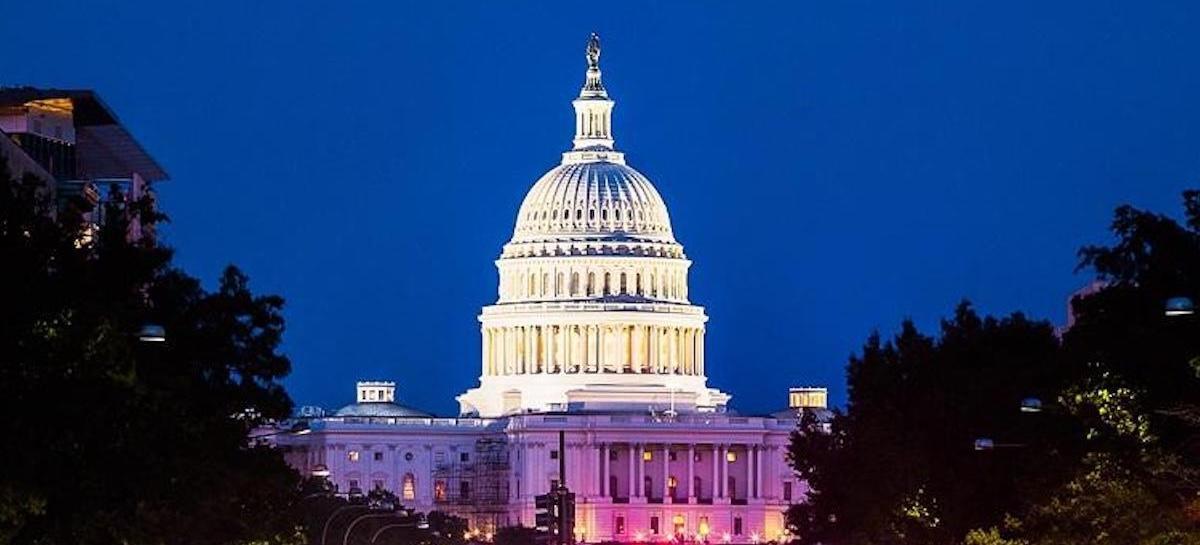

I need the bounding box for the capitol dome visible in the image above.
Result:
[511,159,675,244]
[457,34,729,417]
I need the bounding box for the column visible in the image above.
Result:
[710,441,720,496]
[754,445,763,499]
[687,444,695,501]
[697,329,705,376]
[635,444,644,498]
[632,325,643,372]
[649,327,659,373]
[482,329,489,376]
[716,445,725,498]
[628,444,636,498]
[662,444,670,500]
[600,443,609,497]
[559,326,568,372]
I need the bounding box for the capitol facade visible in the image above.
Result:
[276,35,826,544]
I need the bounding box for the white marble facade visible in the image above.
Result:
[275,35,822,543]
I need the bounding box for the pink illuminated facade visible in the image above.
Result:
[274,35,826,543]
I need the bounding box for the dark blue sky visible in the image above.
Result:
[5,2,1199,415]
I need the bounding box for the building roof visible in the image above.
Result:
[0,87,168,182]
[333,401,434,418]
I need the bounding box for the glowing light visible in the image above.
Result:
[634,531,646,542]
[698,517,710,537]
[643,450,654,461]
[726,451,737,463]
[722,533,732,543]
[751,532,761,544]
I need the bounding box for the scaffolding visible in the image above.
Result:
[431,436,512,530]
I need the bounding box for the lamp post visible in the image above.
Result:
[1164,296,1195,317]
[973,438,1026,451]
[137,324,167,343]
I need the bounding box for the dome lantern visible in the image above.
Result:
[571,32,617,153]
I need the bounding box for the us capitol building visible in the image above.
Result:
[275,34,828,544]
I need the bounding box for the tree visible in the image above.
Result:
[786,190,1200,545]
[786,305,1070,545]
[0,157,304,544]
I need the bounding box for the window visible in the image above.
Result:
[373,451,383,461]
[550,450,559,460]
[694,451,702,463]
[698,517,710,539]
[348,450,360,462]
[460,481,471,499]
[733,517,743,536]
[402,473,416,500]
[728,477,737,499]
[372,479,384,490]
[460,452,470,463]
[643,476,653,497]
[609,449,618,461]
[615,516,626,535]
[349,479,359,490]
[405,452,414,462]
[434,480,447,501]
[672,514,685,536]
[642,450,653,462]
[783,481,793,501]
[650,516,660,535]
[668,451,678,461]
[726,451,737,463]
[693,476,703,498]
[609,475,619,498]
[668,476,678,498]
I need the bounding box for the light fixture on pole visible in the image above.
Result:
[137,324,167,343]
[1165,296,1195,317]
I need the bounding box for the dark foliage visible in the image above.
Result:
[0,157,303,545]
[788,190,1200,545]
[786,305,1070,545]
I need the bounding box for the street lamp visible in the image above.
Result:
[1165,296,1195,317]
[974,438,1025,451]
[1019,397,1044,413]
[137,324,167,343]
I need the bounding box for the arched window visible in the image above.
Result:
[609,475,619,498]
[620,272,628,294]
[556,273,565,296]
[650,273,657,297]
[604,272,612,295]
[576,209,583,220]
[402,473,416,500]
[570,272,579,295]
[527,274,535,297]
[693,476,703,498]
[668,475,678,499]
[541,273,550,297]
[643,476,653,498]
[727,476,737,499]
[615,209,621,221]
[602,209,608,221]
[552,210,558,220]
[589,209,596,220]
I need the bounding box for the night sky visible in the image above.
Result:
[4,2,1199,416]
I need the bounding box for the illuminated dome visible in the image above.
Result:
[458,34,729,417]
[511,160,675,244]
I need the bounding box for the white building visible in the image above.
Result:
[276,34,827,544]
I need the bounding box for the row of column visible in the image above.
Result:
[500,267,687,302]
[482,324,704,377]
[594,443,769,501]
